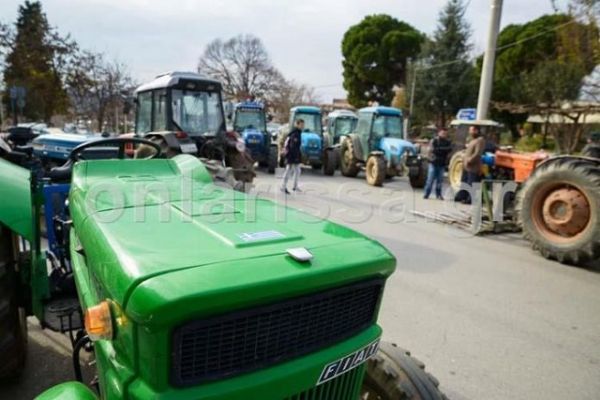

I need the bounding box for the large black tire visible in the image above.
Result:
[0,227,27,380]
[340,138,360,177]
[448,151,464,192]
[361,342,446,400]
[409,160,429,189]
[515,158,600,265]
[366,156,386,187]
[323,148,338,176]
[267,146,277,174]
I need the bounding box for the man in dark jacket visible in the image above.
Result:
[281,119,304,194]
[424,128,452,199]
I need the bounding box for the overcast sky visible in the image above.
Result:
[2,0,562,101]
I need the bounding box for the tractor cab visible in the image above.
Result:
[449,108,502,152]
[134,71,225,154]
[133,72,256,186]
[289,106,324,167]
[326,109,358,145]
[340,107,426,187]
[232,101,277,173]
[356,106,416,163]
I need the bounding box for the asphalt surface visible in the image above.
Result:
[2,168,600,400]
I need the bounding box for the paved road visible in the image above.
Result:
[2,168,599,399]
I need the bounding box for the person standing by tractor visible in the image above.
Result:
[281,119,304,194]
[424,127,452,200]
[455,125,485,204]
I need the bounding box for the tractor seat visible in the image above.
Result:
[48,159,74,182]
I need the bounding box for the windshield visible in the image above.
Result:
[334,117,357,136]
[294,112,321,133]
[372,115,403,139]
[234,109,266,132]
[171,89,223,136]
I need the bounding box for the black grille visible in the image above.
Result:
[171,279,383,387]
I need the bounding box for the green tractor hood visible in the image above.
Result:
[0,158,33,240]
[69,155,395,325]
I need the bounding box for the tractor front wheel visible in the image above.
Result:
[340,138,360,177]
[361,342,447,400]
[366,156,386,187]
[516,158,600,265]
[410,160,429,189]
[323,148,338,176]
[448,151,464,192]
[0,227,27,380]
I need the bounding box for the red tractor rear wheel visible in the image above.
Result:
[516,157,600,264]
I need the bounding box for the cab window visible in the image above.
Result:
[136,91,152,134]
[356,113,371,138]
[153,90,168,131]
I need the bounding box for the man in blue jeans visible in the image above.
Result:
[424,128,452,200]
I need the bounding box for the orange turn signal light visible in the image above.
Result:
[84,300,114,341]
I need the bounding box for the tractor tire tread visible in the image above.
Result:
[0,228,27,381]
[515,157,600,264]
[362,341,446,400]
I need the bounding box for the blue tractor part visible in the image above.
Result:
[32,132,103,164]
[339,106,427,187]
[326,110,358,145]
[281,106,337,175]
[233,101,277,174]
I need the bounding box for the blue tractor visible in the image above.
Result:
[277,106,337,175]
[339,106,427,187]
[232,101,277,174]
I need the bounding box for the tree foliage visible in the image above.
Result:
[416,0,477,126]
[490,12,599,139]
[1,1,75,122]
[198,34,282,100]
[65,50,134,132]
[341,14,424,107]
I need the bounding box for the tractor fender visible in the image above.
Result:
[346,134,365,161]
[34,382,99,400]
[536,155,600,171]
[0,158,33,241]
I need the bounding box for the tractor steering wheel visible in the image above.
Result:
[69,137,162,162]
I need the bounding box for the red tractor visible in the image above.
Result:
[449,119,599,265]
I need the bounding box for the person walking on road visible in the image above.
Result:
[455,125,486,204]
[281,119,304,194]
[424,128,452,200]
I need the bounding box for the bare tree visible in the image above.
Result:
[198,34,282,99]
[267,79,320,122]
[66,50,134,132]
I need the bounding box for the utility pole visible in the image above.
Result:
[406,58,418,138]
[476,0,503,120]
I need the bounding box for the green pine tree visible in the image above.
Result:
[3,1,68,122]
[416,0,477,127]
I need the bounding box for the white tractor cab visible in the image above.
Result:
[325,109,358,145]
[447,108,502,190]
[133,71,255,186]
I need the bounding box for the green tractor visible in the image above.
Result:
[0,138,445,398]
[340,106,428,188]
